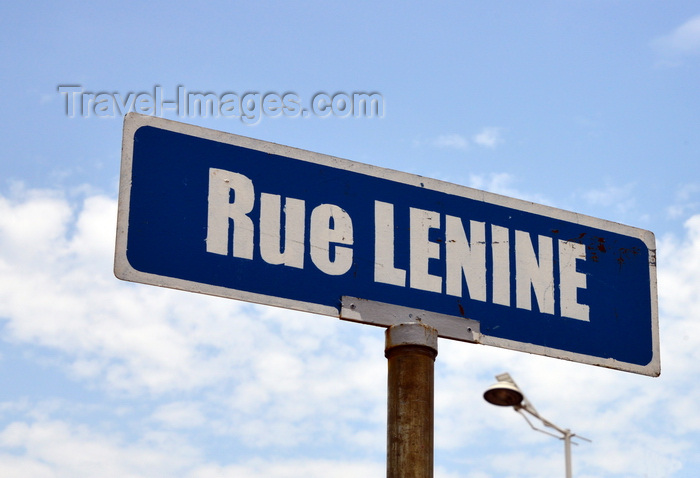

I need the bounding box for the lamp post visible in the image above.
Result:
[483,373,590,478]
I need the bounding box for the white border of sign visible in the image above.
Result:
[115,113,660,376]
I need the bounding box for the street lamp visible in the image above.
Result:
[483,373,590,478]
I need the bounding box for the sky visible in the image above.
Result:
[1,1,700,477]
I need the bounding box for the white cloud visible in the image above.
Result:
[667,183,700,219]
[580,181,636,215]
[151,402,206,429]
[433,133,470,151]
[0,419,198,478]
[468,172,516,196]
[0,417,385,478]
[0,187,387,452]
[472,127,503,148]
[467,172,552,205]
[189,459,384,478]
[652,15,700,66]
[0,189,332,395]
[2,187,700,476]
[428,127,504,152]
[657,216,700,386]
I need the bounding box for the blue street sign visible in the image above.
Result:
[115,113,659,376]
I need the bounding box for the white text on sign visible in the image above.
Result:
[205,168,589,321]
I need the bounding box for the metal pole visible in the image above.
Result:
[564,430,572,478]
[385,322,438,478]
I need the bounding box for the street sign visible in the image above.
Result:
[115,113,659,376]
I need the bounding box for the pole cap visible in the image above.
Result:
[385,322,438,353]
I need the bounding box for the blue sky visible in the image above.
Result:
[1,1,700,477]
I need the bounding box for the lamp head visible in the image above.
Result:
[483,380,524,407]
